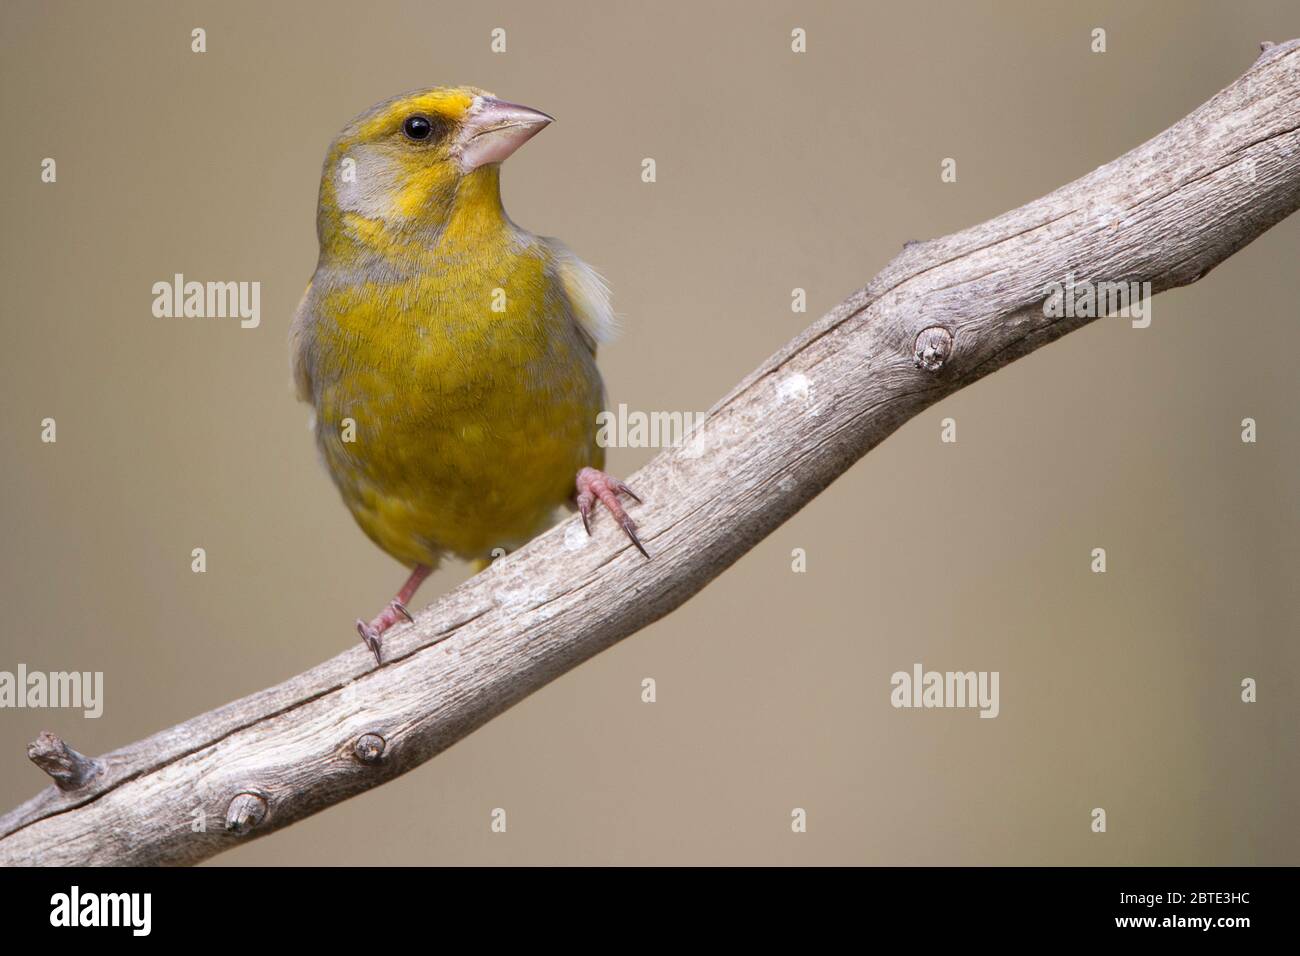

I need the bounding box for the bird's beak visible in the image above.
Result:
[457,97,554,173]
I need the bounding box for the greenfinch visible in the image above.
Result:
[290,87,646,664]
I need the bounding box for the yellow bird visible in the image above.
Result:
[290,87,646,664]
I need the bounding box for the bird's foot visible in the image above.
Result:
[356,601,410,666]
[356,565,432,666]
[575,466,649,558]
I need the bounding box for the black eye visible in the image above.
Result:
[403,115,434,141]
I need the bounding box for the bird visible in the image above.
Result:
[290,87,647,665]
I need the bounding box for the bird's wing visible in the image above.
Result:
[544,239,616,355]
[289,281,315,403]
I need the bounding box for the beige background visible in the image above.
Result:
[1,0,1297,865]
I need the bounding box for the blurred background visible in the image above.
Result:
[1,0,1296,865]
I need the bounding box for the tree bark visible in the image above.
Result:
[3,40,1299,866]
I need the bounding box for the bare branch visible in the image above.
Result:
[3,40,1298,866]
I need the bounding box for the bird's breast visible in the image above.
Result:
[301,244,604,561]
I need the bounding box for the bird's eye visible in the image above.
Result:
[403,115,434,141]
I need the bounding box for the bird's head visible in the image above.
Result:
[316,87,553,253]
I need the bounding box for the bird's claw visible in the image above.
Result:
[356,620,384,666]
[354,565,431,668]
[575,467,650,558]
[356,601,416,666]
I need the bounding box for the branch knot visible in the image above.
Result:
[913,327,954,372]
[354,733,387,765]
[225,792,269,835]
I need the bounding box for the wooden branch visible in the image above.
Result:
[4,41,1299,866]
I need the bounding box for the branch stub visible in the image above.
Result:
[913,326,954,372]
[354,733,387,765]
[225,792,269,835]
[26,732,104,792]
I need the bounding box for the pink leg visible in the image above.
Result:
[575,467,649,558]
[357,564,432,666]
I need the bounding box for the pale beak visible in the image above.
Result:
[457,97,554,172]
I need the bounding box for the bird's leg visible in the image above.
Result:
[356,564,432,666]
[575,466,649,558]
